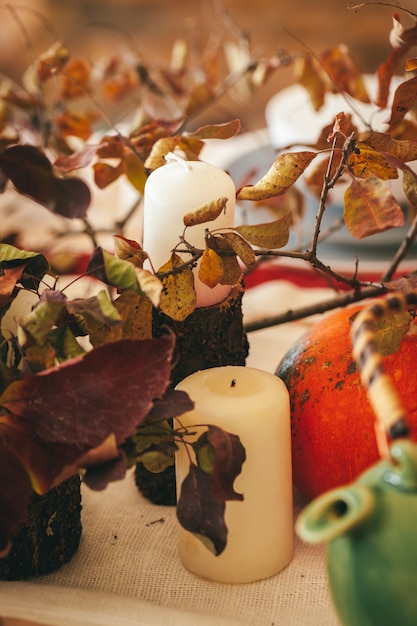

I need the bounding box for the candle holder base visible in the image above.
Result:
[0,475,82,580]
[135,283,249,505]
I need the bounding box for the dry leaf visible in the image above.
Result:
[386,75,417,128]
[293,54,326,111]
[183,197,228,227]
[359,132,417,163]
[113,235,148,268]
[219,232,256,269]
[347,148,399,180]
[235,213,291,249]
[344,177,404,239]
[237,151,317,201]
[198,248,224,288]
[158,253,196,321]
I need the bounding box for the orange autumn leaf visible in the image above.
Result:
[198,248,224,288]
[386,75,417,128]
[55,110,98,140]
[405,57,417,72]
[93,160,124,189]
[237,151,317,201]
[344,177,404,239]
[36,40,70,82]
[358,131,417,162]
[319,45,370,103]
[347,148,398,180]
[60,59,91,99]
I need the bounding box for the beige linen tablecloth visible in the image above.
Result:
[0,279,342,626]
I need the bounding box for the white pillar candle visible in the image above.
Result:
[175,365,293,583]
[143,158,235,308]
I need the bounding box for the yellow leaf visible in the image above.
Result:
[183,197,228,227]
[358,131,417,163]
[158,253,196,321]
[237,151,317,201]
[135,267,163,308]
[220,254,242,286]
[347,148,398,180]
[402,170,417,220]
[235,213,291,249]
[219,232,256,269]
[294,54,326,111]
[344,177,404,239]
[115,290,153,340]
[124,151,147,193]
[144,137,178,171]
[198,248,224,288]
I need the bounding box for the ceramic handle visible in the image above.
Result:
[350,291,417,456]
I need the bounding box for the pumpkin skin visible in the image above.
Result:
[276,304,417,500]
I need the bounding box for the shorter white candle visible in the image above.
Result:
[143,158,235,308]
[175,365,293,583]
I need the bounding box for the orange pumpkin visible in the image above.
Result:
[276,304,417,500]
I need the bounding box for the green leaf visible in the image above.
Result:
[138,449,175,473]
[0,244,50,290]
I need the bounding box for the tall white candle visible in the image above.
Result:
[175,365,293,583]
[143,158,235,308]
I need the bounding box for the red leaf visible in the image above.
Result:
[0,335,175,446]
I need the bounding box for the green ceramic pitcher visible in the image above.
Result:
[296,291,417,626]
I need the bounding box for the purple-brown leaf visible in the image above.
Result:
[176,463,227,555]
[206,425,245,502]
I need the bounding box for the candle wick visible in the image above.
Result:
[165,152,193,170]
[231,379,237,388]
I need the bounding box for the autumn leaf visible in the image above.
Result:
[34,40,70,83]
[203,425,245,502]
[124,151,147,193]
[319,44,370,103]
[235,213,291,249]
[183,197,228,227]
[375,14,417,108]
[0,145,91,219]
[198,248,224,288]
[218,231,256,269]
[403,169,417,219]
[358,132,417,163]
[237,151,317,201]
[55,110,99,141]
[386,75,417,129]
[113,235,148,268]
[176,463,227,555]
[86,247,162,306]
[294,53,326,111]
[0,334,176,492]
[60,58,91,99]
[186,119,241,141]
[144,137,178,171]
[158,253,196,321]
[0,244,50,291]
[347,148,398,180]
[344,177,404,239]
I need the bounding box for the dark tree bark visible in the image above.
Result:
[0,475,82,580]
